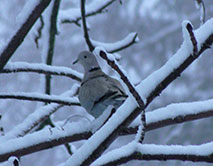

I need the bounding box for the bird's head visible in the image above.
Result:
[73,51,99,72]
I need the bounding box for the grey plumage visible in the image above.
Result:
[73,51,127,118]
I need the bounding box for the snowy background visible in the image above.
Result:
[0,0,213,165]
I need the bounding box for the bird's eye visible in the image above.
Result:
[84,55,87,59]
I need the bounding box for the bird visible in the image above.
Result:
[73,51,127,118]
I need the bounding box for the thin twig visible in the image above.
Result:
[186,23,198,55]
[34,16,44,48]
[92,33,139,53]
[61,0,117,24]
[109,33,138,53]
[81,0,95,51]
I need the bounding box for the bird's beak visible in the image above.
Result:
[72,59,78,65]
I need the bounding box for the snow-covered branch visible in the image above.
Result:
[62,19,213,166]
[142,20,213,106]
[59,0,117,25]
[93,141,213,166]
[91,32,139,53]
[0,92,80,106]
[0,98,212,161]
[0,86,79,142]
[2,62,83,82]
[125,98,213,135]
[0,123,91,162]
[0,0,51,71]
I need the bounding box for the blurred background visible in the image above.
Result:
[0,0,213,165]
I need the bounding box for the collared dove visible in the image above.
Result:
[73,51,127,118]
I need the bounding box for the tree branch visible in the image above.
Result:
[93,142,213,166]
[0,102,212,162]
[91,32,139,53]
[45,0,61,96]
[81,0,95,51]
[60,0,117,25]
[0,87,79,142]
[0,124,91,163]
[0,92,80,106]
[0,0,51,71]
[1,62,83,82]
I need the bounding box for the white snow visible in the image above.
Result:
[93,141,213,165]
[194,18,213,50]
[93,141,138,165]
[182,20,194,53]
[137,142,213,155]
[2,156,20,166]
[131,98,213,128]
[134,120,143,142]
[91,32,139,52]
[0,121,89,157]
[5,62,83,80]
[0,85,79,142]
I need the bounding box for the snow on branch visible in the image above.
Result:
[0,86,79,143]
[139,18,213,106]
[0,122,91,163]
[0,0,51,71]
[125,98,213,134]
[59,0,117,25]
[91,32,139,53]
[5,156,21,166]
[0,98,212,161]
[81,0,138,52]
[0,92,80,106]
[2,62,83,82]
[93,141,213,166]
[61,19,213,166]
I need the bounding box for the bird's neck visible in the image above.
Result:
[88,66,100,72]
[82,67,104,83]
